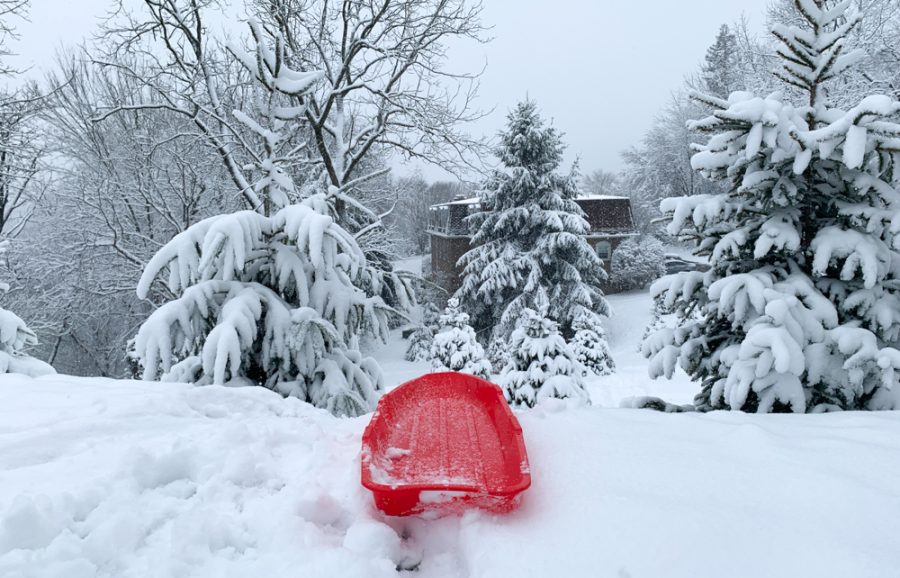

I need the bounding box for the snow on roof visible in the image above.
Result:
[432,195,628,208]
[577,195,630,201]
[437,197,481,206]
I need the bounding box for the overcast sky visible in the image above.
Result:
[10,0,770,179]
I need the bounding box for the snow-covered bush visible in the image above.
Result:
[405,303,440,362]
[608,236,666,292]
[571,316,615,376]
[456,100,611,343]
[0,241,54,377]
[429,298,492,379]
[131,23,394,417]
[645,0,900,412]
[500,308,589,408]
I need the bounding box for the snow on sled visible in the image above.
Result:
[361,372,531,517]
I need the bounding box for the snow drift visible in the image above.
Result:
[1,374,899,578]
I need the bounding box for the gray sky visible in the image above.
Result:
[11,0,769,178]
[440,0,768,176]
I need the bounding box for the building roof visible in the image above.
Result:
[430,197,480,208]
[577,195,630,201]
[427,195,637,236]
[432,195,630,207]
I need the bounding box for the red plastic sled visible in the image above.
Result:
[361,372,531,516]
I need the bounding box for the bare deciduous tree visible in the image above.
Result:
[0,0,28,75]
[254,0,489,193]
[581,169,620,198]
[9,54,240,376]
[99,0,264,210]
[0,86,45,239]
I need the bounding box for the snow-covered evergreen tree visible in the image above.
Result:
[609,235,666,292]
[501,307,589,408]
[405,302,440,362]
[429,298,492,379]
[0,240,54,377]
[486,335,510,371]
[131,23,394,417]
[645,0,900,412]
[571,315,615,376]
[455,100,611,342]
[701,24,743,98]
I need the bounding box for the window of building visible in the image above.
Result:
[595,241,611,260]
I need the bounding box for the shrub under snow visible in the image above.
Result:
[608,235,666,292]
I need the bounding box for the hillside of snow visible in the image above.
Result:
[2,291,899,577]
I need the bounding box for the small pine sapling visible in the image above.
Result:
[486,335,510,370]
[405,303,441,362]
[571,315,615,376]
[429,298,492,379]
[500,307,589,408]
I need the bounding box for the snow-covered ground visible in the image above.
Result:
[588,290,697,406]
[2,291,899,577]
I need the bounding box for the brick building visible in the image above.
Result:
[427,196,638,293]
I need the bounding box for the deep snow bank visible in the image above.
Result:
[2,375,899,578]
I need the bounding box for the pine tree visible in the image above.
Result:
[405,303,440,362]
[131,22,394,417]
[701,24,742,98]
[571,316,615,377]
[455,100,611,343]
[486,335,510,371]
[0,240,54,377]
[429,298,492,379]
[501,307,589,408]
[645,0,900,412]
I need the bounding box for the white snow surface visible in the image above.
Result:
[2,292,899,577]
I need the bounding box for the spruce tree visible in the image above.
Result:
[701,24,742,98]
[405,303,440,362]
[486,335,510,371]
[500,307,589,407]
[645,0,900,412]
[571,315,615,377]
[455,100,611,342]
[429,298,492,379]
